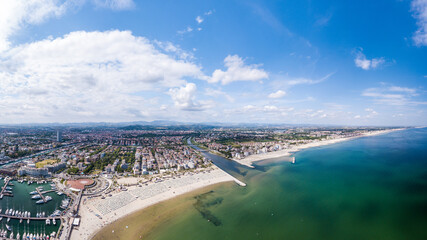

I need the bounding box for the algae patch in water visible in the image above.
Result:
[193,190,224,226]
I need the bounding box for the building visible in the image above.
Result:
[57,130,62,142]
[18,166,49,177]
[45,162,66,173]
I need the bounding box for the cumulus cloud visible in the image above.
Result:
[411,0,427,46]
[0,30,204,121]
[0,0,73,52]
[0,0,136,52]
[354,50,385,70]
[268,90,286,98]
[168,83,207,111]
[210,55,268,85]
[196,16,203,24]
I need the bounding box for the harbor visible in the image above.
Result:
[0,178,67,239]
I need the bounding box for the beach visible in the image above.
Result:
[77,128,405,240]
[232,128,405,168]
[71,166,238,240]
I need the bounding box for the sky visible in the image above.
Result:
[0,0,426,126]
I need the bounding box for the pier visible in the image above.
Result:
[35,188,55,203]
[0,178,13,198]
[0,213,61,221]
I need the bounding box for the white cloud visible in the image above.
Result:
[239,104,293,114]
[168,83,207,111]
[388,86,417,94]
[362,85,423,106]
[268,90,286,98]
[0,30,205,122]
[177,26,193,35]
[0,0,136,52]
[354,51,385,70]
[196,16,203,24]
[365,108,378,118]
[0,0,73,52]
[411,0,427,46]
[285,72,335,86]
[210,55,268,84]
[263,105,279,111]
[93,0,135,10]
[204,10,213,16]
[154,40,194,60]
[243,105,256,111]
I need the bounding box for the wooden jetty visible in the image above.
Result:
[0,178,13,197]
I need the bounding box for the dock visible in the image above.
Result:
[0,213,61,221]
[35,188,55,203]
[0,178,13,197]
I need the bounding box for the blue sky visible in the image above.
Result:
[0,0,426,125]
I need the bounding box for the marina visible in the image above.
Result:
[0,179,66,239]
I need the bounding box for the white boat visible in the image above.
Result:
[19,218,22,223]
[36,200,44,204]
[5,224,11,231]
[27,219,30,224]
[46,218,50,225]
[7,217,10,222]
[32,195,41,199]
[53,218,56,225]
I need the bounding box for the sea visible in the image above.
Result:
[147,128,427,240]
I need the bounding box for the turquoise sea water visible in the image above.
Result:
[149,128,427,240]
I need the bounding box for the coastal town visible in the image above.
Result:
[0,124,402,239]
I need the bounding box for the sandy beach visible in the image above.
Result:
[232,128,406,168]
[71,166,239,240]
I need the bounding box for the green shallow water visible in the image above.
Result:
[148,128,427,240]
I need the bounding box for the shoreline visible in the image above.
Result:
[232,128,406,168]
[72,166,239,240]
